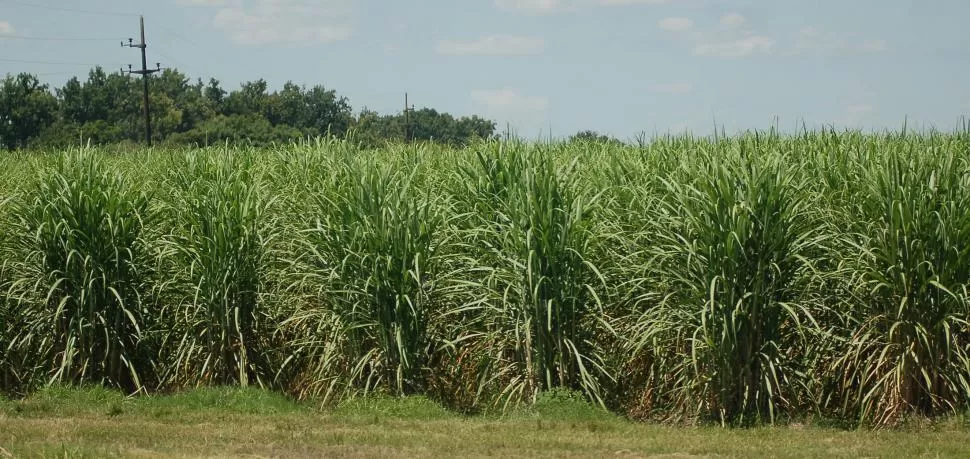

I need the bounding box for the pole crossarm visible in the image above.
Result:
[121,16,162,145]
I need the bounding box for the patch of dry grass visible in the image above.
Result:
[1,387,968,458]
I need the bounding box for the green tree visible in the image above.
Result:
[54,67,139,144]
[150,69,214,135]
[407,108,497,145]
[353,107,496,147]
[1,67,497,148]
[166,114,303,147]
[265,81,305,128]
[301,84,354,136]
[456,115,497,142]
[569,130,620,144]
[224,79,269,118]
[264,82,354,136]
[352,108,403,147]
[58,68,133,125]
[204,78,226,113]
[0,73,59,150]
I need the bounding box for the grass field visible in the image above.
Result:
[1,131,969,429]
[2,386,969,458]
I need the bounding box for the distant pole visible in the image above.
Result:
[123,16,162,145]
[404,93,415,143]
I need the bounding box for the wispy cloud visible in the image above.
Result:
[497,0,681,13]
[437,35,544,56]
[838,104,875,126]
[719,12,746,29]
[650,82,692,94]
[658,17,693,32]
[599,0,680,5]
[787,26,888,56]
[693,35,774,58]
[471,88,550,137]
[674,16,885,59]
[659,13,774,59]
[176,0,227,5]
[472,88,549,112]
[857,39,887,53]
[846,104,874,114]
[494,0,565,14]
[184,0,355,46]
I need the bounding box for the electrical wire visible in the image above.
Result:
[0,0,139,17]
[152,47,184,71]
[0,57,104,66]
[0,34,119,41]
[32,71,87,77]
[154,23,200,48]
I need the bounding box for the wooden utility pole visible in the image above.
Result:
[123,16,162,145]
[404,92,415,143]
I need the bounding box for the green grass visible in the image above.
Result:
[331,393,456,421]
[1,387,969,458]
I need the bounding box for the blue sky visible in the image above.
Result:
[1,0,968,139]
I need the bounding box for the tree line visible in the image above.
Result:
[0,68,499,150]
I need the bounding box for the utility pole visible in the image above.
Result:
[404,92,415,143]
[122,16,162,145]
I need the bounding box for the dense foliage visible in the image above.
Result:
[0,69,497,149]
[1,131,969,428]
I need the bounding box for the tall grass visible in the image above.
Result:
[622,142,825,425]
[156,150,278,388]
[1,166,18,392]
[1,132,968,426]
[833,141,970,424]
[451,144,610,409]
[2,150,153,392]
[287,153,441,398]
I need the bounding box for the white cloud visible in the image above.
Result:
[684,22,884,59]
[719,12,746,29]
[497,0,678,13]
[838,104,875,126]
[846,104,873,114]
[600,0,679,5]
[471,89,548,113]
[437,35,544,56]
[0,21,14,35]
[658,17,693,32]
[650,82,692,94]
[657,12,772,59]
[693,35,774,58]
[494,0,564,14]
[857,39,887,53]
[472,89,550,138]
[790,26,845,55]
[185,0,354,45]
[788,26,887,56]
[176,0,227,5]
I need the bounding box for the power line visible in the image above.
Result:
[0,57,104,66]
[153,23,223,78]
[154,23,200,48]
[33,71,86,77]
[0,33,119,42]
[152,46,202,77]
[152,48,181,69]
[0,0,139,17]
